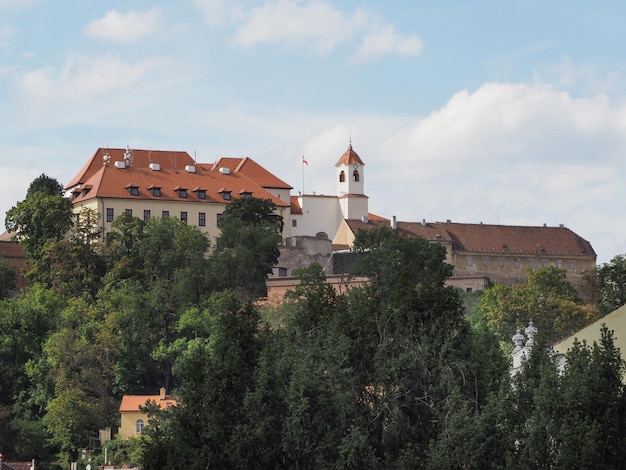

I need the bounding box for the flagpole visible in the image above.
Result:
[301,154,305,195]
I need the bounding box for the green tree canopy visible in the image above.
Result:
[26,173,64,197]
[477,266,596,345]
[0,254,16,299]
[5,191,73,259]
[210,197,283,300]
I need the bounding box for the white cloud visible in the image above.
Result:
[351,25,423,64]
[84,8,162,43]
[20,54,159,102]
[192,0,236,26]
[222,0,423,61]
[233,0,352,54]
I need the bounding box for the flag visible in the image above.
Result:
[302,155,308,166]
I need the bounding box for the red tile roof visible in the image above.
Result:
[346,219,596,257]
[66,149,289,208]
[335,144,365,167]
[213,157,292,190]
[290,196,303,214]
[119,394,177,412]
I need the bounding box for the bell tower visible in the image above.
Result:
[335,140,368,220]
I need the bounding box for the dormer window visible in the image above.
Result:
[239,189,253,199]
[218,188,232,200]
[193,187,207,199]
[126,184,139,196]
[148,185,161,197]
[174,186,188,198]
[339,171,345,183]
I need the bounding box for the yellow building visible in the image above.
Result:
[65,148,292,243]
[553,304,626,359]
[118,388,176,440]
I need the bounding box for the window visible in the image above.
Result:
[482,256,489,267]
[217,213,223,224]
[220,191,231,201]
[199,212,206,227]
[498,257,504,268]
[466,288,473,293]
[278,267,288,277]
[542,259,549,268]
[353,170,359,182]
[569,260,576,271]
[292,219,297,227]
[125,209,133,216]
[466,256,473,266]
[529,259,535,269]
[143,209,151,222]
[180,211,188,224]
[136,419,145,434]
[106,208,114,223]
[241,192,252,199]
[162,210,169,218]
[128,186,139,196]
[197,190,206,199]
[557,259,562,269]
[514,258,520,268]
[151,187,161,197]
[339,171,345,183]
[178,189,187,198]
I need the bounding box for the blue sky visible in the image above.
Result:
[1,1,626,263]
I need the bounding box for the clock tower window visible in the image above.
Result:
[339,170,345,183]
[353,169,359,182]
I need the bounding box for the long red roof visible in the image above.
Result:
[346,219,596,257]
[66,148,290,208]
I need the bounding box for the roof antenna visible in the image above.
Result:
[124,145,133,167]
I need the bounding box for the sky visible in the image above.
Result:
[1,1,626,264]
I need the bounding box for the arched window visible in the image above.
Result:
[136,419,145,434]
[339,171,345,182]
[353,170,359,182]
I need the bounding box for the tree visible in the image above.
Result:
[497,328,626,469]
[477,267,596,345]
[596,254,626,314]
[210,197,283,300]
[26,173,64,198]
[141,292,262,468]
[5,191,73,259]
[0,254,16,299]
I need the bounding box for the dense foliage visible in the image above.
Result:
[2,176,626,468]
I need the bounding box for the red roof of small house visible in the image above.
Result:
[119,394,177,412]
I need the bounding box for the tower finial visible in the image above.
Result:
[348,136,352,151]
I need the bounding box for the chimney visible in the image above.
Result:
[391,215,397,230]
[422,218,426,226]
[160,387,166,400]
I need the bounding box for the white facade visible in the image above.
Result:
[291,143,369,241]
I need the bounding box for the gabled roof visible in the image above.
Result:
[335,143,365,167]
[66,149,290,208]
[290,195,303,214]
[345,219,596,257]
[66,148,195,189]
[120,394,177,412]
[212,157,292,190]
